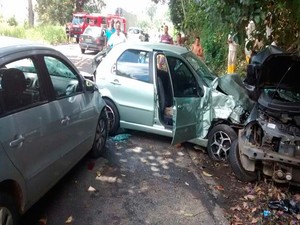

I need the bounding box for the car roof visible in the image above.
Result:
[0,36,63,58]
[113,42,189,55]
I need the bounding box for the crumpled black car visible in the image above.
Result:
[229,46,300,185]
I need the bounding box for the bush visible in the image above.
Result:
[0,23,67,45]
[7,16,18,26]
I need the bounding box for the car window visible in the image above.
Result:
[116,49,150,83]
[84,27,103,35]
[184,52,216,86]
[167,56,199,97]
[0,58,44,115]
[44,56,82,98]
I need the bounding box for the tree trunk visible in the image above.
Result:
[28,0,34,27]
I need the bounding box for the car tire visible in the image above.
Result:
[207,124,237,161]
[229,139,258,182]
[104,99,120,135]
[0,193,20,225]
[81,49,85,54]
[90,110,108,158]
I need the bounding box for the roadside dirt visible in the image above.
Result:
[187,144,300,225]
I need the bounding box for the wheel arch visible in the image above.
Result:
[205,119,231,139]
[0,180,24,214]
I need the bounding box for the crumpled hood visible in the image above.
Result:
[245,46,300,92]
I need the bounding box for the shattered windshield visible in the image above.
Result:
[183,52,216,85]
[265,89,300,103]
[72,16,84,25]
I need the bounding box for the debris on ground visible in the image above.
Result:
[111,134,131,142]
[192,147,300,224]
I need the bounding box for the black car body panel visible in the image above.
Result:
[233,46,300,185]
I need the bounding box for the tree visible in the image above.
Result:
[153,0,300,73]
[28,0,34,27]
[83,0,106,13]
[146,3,157,23]
[35,0,106,25]
[35,0,75,25]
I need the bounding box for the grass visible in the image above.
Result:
[0,23,68,45]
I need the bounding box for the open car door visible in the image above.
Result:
[163,53,204,145]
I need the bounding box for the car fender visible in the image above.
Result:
[0,144,27,211]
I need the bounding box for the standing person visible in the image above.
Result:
[264,0,275,43]
[105,19,115,42]
[175,32,184,46]
[191,36,204,61]
[160,25,174,44]
[227,31,239,74]
[107,20,127,48]
[245,20,256,64]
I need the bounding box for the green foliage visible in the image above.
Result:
[35,0,75,25]
[83,0,106,13]
[166,0,300,75]
[7,16,18,26]
[31,25,68,44]
[0,23,67,45]
[0,24,26,38]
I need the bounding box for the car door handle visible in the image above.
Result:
[111,64,116,73]
[9,135,25,148]
[61,116,70,125]
[110,79,121,85]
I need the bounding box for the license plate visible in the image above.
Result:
[85,38,92,43]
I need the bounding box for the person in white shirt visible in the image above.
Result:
[107,20,127,48]
[227,31,239,74]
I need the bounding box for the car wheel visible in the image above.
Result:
[81,49,85,54]
[229,139,258,182]
[90,110,108,158]
[0,193,20,225]
[207,124,237,161]
[104,99,120,135]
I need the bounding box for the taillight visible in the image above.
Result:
[96,38,100,44]
[79,37,83,42]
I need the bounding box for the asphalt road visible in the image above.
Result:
[21,44,229,225]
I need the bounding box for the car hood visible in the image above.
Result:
[245,46,300,91]
[217,74,255,113]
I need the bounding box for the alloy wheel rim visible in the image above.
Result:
[105,105,115,132]
[95,117,107,150]
[210,131,232,160]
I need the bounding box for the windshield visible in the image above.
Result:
[84,27,102,35]
[183,51,216,85]
[265,89,300,103]
[72,16,84,25]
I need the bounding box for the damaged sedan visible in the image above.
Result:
[229,46,300,185]
[95,42,254,160]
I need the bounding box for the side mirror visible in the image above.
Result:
[85,79,98,92]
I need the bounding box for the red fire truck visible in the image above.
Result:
[68,12,108,43]
[67,12,127,42]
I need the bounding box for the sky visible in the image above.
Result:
[103,0,151,15]
[0,0,29,23]
[0,0,151,23]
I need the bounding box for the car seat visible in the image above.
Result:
[1,68,31,111]
[157,70,173,126]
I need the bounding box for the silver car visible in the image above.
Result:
[95,42,253,161]
[79,26,107,54]
[0,36,108,224]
